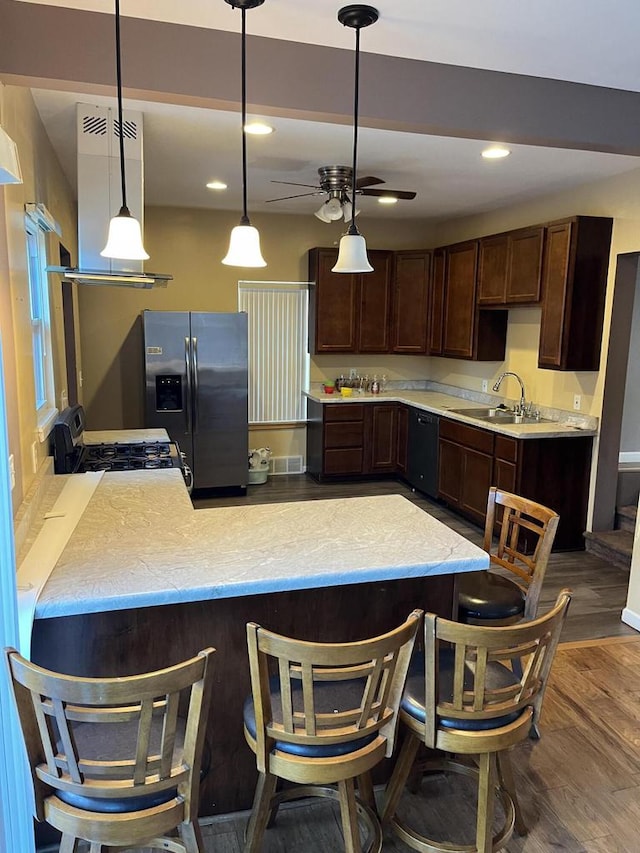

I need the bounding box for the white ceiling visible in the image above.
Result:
[26,0,640,222]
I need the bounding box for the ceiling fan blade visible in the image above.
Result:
[360,188,417,200]
[265,191,323,202]
[355,175,385,189]
[270,180,321,189]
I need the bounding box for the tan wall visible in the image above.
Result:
[0,84,77,511]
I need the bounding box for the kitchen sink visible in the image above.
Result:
[447,407,555,425]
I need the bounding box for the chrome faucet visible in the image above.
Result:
[493,372,527,415]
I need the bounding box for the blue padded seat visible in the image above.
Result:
[401,649,523,731]
[243,677,377,758]
[457,571,525,621]
[55,714,210,814]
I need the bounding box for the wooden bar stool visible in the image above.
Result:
[5,646,215,853]
[381,591,571,853]
[458,487,560,625]
[242,610,422,853]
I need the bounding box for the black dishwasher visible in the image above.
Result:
[406,408,439,498]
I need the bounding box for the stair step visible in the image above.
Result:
[584,529,634,569]
[616,504,637,533]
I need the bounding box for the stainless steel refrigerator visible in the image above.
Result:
[143,310,248,491]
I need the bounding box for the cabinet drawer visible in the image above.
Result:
[324,448,364,474]
[494,435,518,463]
[325,422,364,449]
[440,418,494,454]
[324,404,365,422]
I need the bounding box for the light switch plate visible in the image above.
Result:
[481,380,488,392]
[573,394,581,411]
[9,454,15,490]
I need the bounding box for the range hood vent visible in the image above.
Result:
[47,266,171,289]
[71,103,171,288]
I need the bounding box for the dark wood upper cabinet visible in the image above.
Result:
[358,250,393,353]
[477,234,509,305]
[442,241,479,358]
[507,226,544,303]
[308,248,358,353]
[477,227,543,306]
[429,248,445,356]
[538,216,613,371]
[391,251,431,353]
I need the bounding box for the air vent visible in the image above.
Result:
[114,119,137,141]
[270,456,305,475]
[82,114,107,136]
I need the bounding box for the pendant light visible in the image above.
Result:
[101,0,149,261]
[222,0,267,268]
[332,5,378,274]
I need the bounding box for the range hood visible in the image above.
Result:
[59,104,172,289]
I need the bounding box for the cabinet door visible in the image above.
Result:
[391,251,431,353]
[395,405,408,474]
[358,250,392,353]
[477,234,508,305]
[538,222,572,368]
[507,226,544,304]
[429,249,445,355]
[442,242,478,358]
[438,439,464,506]
[309,248,358,353]
[368,404,397,472]
[460,448,494,526]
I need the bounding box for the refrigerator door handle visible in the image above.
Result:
[184,336,193,435]
[192,336,199,434]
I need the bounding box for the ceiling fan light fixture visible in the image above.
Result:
[101,0,149,262]
[332,233,373,273]
[101,206,149,260]
[314,205,333,223]
[222,0,267,267]
[222,222,266,267]
[342,201,360,222]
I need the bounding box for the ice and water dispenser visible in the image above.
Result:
[155,375,183,412]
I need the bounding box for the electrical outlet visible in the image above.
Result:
[31,441,38,474]
[481,380,488,393]
[573,394,581,411]
[9,454,15,490]
[349,368,357,379]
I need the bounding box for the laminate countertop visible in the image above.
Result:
[305,389,597,439]
[27,470,488,620]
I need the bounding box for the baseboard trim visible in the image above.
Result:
[621,607,640,633]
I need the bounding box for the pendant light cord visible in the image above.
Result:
[115,0,129,215]
[348,26,361,236]
[240,7,250,225]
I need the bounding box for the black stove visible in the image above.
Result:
[52,405,183,475]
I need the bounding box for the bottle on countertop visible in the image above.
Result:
[371,375,380,395]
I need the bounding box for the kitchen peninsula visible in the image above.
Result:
[23,468,488,817]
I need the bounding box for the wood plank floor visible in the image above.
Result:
[186,636,640,852]
[193,474,637,643]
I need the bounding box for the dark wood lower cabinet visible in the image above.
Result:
[437,417,593,550]
[369,403,397,472]
[31,573,456,825]
[395,405,408,474]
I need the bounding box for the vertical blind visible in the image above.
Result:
[238,282,310,425]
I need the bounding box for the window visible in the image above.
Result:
[25,209,57,438]
[238,282,310,425]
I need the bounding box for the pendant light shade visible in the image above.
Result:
[101,0,148,262]
[102,207,149,260]
[332,233,373,273]
[222,222,266,267]
[223,0,267,268]
[332,5,378,275]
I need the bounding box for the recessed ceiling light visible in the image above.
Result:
[378,196,398,205]
[206,180,228,190]
[244,122,274,136]
[482,145,511,160]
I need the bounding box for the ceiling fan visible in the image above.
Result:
[265,165,417,222]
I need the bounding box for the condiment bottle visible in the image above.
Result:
[371,375,380,395]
